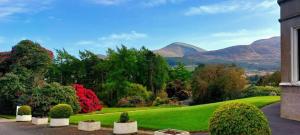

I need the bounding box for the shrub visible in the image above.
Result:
[241,85,281,98]
[119,112,129,123]
[18,105,31,115]
[73,84,102,113]
[49,104,73,118]
[166,80,190,101]
[125,83,150,101]
[192,64,247,104]
[117,96,145,107]
[30,83,80,117]
[100,82,150,107]
[152,97,169,106]
[209,102,271,135]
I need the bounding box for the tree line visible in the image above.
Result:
[0,40,280,114]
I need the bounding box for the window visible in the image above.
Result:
[291,27,300,83]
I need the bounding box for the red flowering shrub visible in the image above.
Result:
[73,84,102,113]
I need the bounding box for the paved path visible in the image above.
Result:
[262,103,300,135]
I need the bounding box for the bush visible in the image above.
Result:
[241,85,281,98]
[117,96,145,107]
[192,64,247,104]
[119,112,129,123]
[73,84,102,113]
[209,102,271,135]
[30,82,80,117]
[18,105,31,115]
[49,104,73,118]
[125,83,150,101]
[100,82,150,107]
[166,80,190,101]
[152,97,169,106]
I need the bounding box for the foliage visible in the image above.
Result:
[0,40,52,114]
[18,105,31,115]
[119,112,130,123]
[192,64,247,104]
[73,84,102,113]
[257,71,281,86]
[47,46,169,107]
[47,50,108,90]
[152,97,169,106]
[117,96,145,107]
[241,85,281,98]
[30,82,80,116]
[0,72,28,114]
[168,63,191,82]
[125,83,150,101]
[70,96,280,131]
[209,102,271,135]
[166,79,190,101]
[9,40,52,87]
[50,104,73,118]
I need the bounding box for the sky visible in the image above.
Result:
[0,0,280,55]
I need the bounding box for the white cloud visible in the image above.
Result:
[99,31,147,41]
[0,0,53,19]
[76,31,148,48]
[184,0,278,16]
[76,40,96,45]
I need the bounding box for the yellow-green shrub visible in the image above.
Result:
[209,102,271,135]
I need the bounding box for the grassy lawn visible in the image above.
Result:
[70,96,280,132]
[75,105,179,116]
[0,115,15,119]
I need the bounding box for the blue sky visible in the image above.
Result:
[0,0,280,55]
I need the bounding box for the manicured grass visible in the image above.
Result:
[0,115,15,119]
[70,96,280,132]
[75,105,179,116]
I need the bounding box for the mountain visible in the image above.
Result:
[157,37,280,71]
[154,42,206,57]
[97,54,106,59]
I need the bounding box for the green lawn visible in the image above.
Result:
[70,96,280,132]
[0,115,15,119]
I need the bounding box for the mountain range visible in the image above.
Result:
[154,36,280,71]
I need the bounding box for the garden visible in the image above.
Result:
[0,40,282,135]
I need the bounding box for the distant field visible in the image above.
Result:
[70,96,280,131]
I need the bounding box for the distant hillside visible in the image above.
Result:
[157,37,280,71]
[154,42,206,57]
[97,54,106,59]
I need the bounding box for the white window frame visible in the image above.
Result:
[291,26,300,84]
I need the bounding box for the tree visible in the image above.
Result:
[136,48,169,96]
[192,64,247,104]
[257,71,281,86]
[169,63,191,82]
[166,79,190,100]
[47,49,83,85]
[7,40,52,87]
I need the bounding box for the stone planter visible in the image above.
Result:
[78,121,101,131]
[154,129,190,135]
[16,115,32,122]
[50,118,69,127]
[32,117,48,125]
[113,121,138,134]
